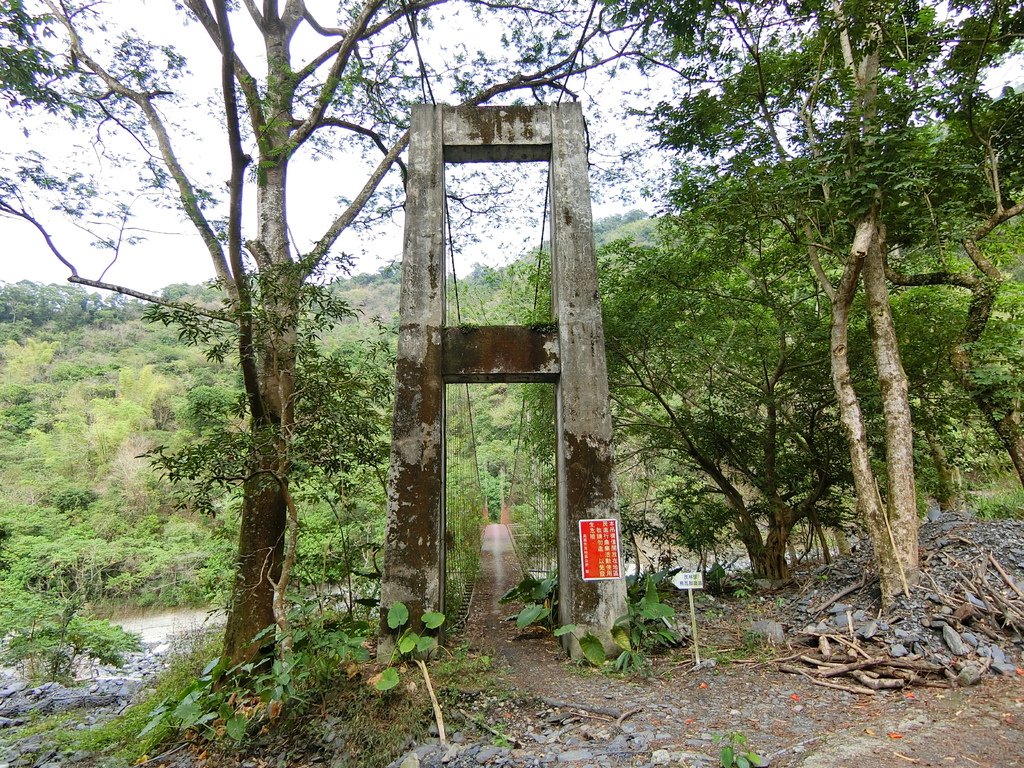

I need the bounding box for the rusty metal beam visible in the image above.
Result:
[443,325,559,383]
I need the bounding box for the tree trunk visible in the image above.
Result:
[829,217,909,603]
[862,227,920,593]
[223,462,286,666]
[756,520,792,581]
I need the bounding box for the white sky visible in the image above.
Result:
[2,3,1019,295]
[0,0,663,294]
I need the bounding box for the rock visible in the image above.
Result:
[0,683,27,698]
[956,662,984,686]
[750,620,785,645]
[399,752,420,768]
[961,632,979,648]
[965,592,988,610]
[890,643,909,658]
[992,660,1018,676]
[475,746,502,763]
[650,748,671,765]
[942,625,969,656]
[856,621,878,640]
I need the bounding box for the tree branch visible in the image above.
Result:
[67,275,231,320]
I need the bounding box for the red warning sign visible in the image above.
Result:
[579,518,623,581]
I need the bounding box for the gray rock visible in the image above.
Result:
[961,632,979,648]
[957,662,984,686]
[965,592,988,610]
[650,749,671,765]
[890,643,909,658]
[0,683,27,698]
[942,624,969,656]
[993,660,1018,676]
[856,620,878,640]
[476,747,504,763]
[399,752,420,768]
[990,645,1007,664]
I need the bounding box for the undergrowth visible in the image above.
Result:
[46,628,497,768]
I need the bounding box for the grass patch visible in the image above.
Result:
[973,485,1024,520]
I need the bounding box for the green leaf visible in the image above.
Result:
[375,667,399,691]
[720,745,734,767]
[736,755,750,768]
[611,623,632,651]
[416,635,435,653]
[387,602,409,630]
[553,624,576,637]
[578,633,607,667]
[225,714,247,741]
[422,611,445,629]
[639,602,674,620]
[398,631,419,654]
[172,695,203,729]
[516,603,550,628]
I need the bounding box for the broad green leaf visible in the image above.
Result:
[416,635,435,653]
[387,602,409,630]
[172,695,203,728]
[553,624,576,637]
[225,714,247,741]
[422,611,445,629]
[375,667,399,691]
[516,603,549,628]
[578,633,607,667]
[398,631,419,654]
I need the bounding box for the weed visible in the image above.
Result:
[714,730,765,768]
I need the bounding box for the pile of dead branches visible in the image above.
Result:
[775,632,950,695]
[921,552,1024,638]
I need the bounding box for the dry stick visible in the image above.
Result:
[810,575,869,614]
[616,707,641,728]
[850,670,903,690]
[989,553,1024,601]
[415,659,447,745]
[875,480,912,599]
[778,665,876,695]
[539,697,623,719]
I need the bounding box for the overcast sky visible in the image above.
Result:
[0,0,662,294]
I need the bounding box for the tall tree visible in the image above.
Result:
[601,217,848,580]
[615,0,1022,602]
[3,0,638,665]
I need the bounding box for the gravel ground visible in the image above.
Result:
[3,516,1022,768]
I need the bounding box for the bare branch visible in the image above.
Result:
[68,275,231,321]
[313,117,408,182]
[46,0,234,289]
[0,197,79,277]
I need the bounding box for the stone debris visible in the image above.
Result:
[771,509,1024,691]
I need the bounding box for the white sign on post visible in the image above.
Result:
[672,571,704,665]
[672,571,704,590]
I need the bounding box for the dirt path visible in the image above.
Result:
[457,525,1024,767]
